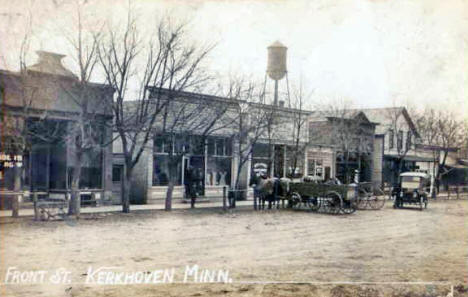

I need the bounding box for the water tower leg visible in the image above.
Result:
[274,80,278,106]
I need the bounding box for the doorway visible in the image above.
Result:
[182,155,205,196]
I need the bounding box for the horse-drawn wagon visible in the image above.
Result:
[254,176,387,214]
[286,181,358,214]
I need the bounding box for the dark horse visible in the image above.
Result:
[256,177,290,209]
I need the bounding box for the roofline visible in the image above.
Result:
[147,87,312,114]
[0,68,113,91]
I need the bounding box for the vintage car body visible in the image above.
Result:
[391,172,430,210]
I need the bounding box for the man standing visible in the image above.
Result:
[184,165,196,208]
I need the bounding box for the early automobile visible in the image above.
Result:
[391,172,430,210]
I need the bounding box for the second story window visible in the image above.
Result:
[388,129,394,149]
[406,131,412,151]
[397,130,403,152]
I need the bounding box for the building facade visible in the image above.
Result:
[112,89,310,204]
[0,51,114,209]
[307,110,377,184]
[360,107,435,186]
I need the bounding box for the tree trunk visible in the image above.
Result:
[344,151,350,184]
[68,152,83,217]
[121,165,131,213]
[12,166,22,218]
[435,150,449,194]
[165,156,179,211]
[166,179,173,211]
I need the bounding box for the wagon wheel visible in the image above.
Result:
[357,188,371,210]
[341,199,357,214]
[324,191,343,215]
[306,196,321,212]
[39,204,57,221]
[419,196,425,211]
[368,188,386,210]
[289,192,302,209]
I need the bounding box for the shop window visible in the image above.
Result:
[30,145,49,190]
[0,156,15,190]
[206,156,231,186]
[78,148,102,189]
[388,129,394,149]
[285,146,304,178]
[307,158,323,179]
[49,144,67,189]
[251,143,270,177]
[112,165,123,182]
[406,131,412,151]
[397,130,403,151]
[153,155,182,186]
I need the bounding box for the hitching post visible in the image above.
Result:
[33,193,39,221]
[223,186,227,211]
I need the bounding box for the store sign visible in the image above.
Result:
[0,153,23,168]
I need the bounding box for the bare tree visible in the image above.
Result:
[0,10,42,217]
[287,84,311,179]
[436,110,463,189]
[413,107,441,196]
[97,7,213,212]
[60,1,112,216]
[228,80,273,206]
[310,100,374,183]
[414,108,464,193]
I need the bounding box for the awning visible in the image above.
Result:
[385,154,435,162]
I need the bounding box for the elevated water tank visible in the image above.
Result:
[267,41,287,81]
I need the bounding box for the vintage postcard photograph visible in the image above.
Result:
[0,0,467,296]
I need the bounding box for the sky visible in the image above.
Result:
[0,0,467,118]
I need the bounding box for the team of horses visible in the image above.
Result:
[254,177,291,209]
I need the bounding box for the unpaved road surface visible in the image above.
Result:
[1,200,467,296]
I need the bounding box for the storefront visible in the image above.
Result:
[0,51,114,209]
[0,117,111,209]
[251,143,306,179]
[147,134,233,202]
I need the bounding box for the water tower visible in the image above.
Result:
[266,41,288,106]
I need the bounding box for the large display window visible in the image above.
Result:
[153,155,182,186]
[206,137,231,187]
[206,156,230,186]
[285,146,304,178]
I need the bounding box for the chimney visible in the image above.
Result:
[26,51,77,79]
[278,100,285,107]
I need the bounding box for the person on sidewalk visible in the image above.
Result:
[184,165,196,208]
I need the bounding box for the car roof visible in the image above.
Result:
[400,172,430,178]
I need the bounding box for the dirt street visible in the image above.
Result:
[1,200,467,296]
